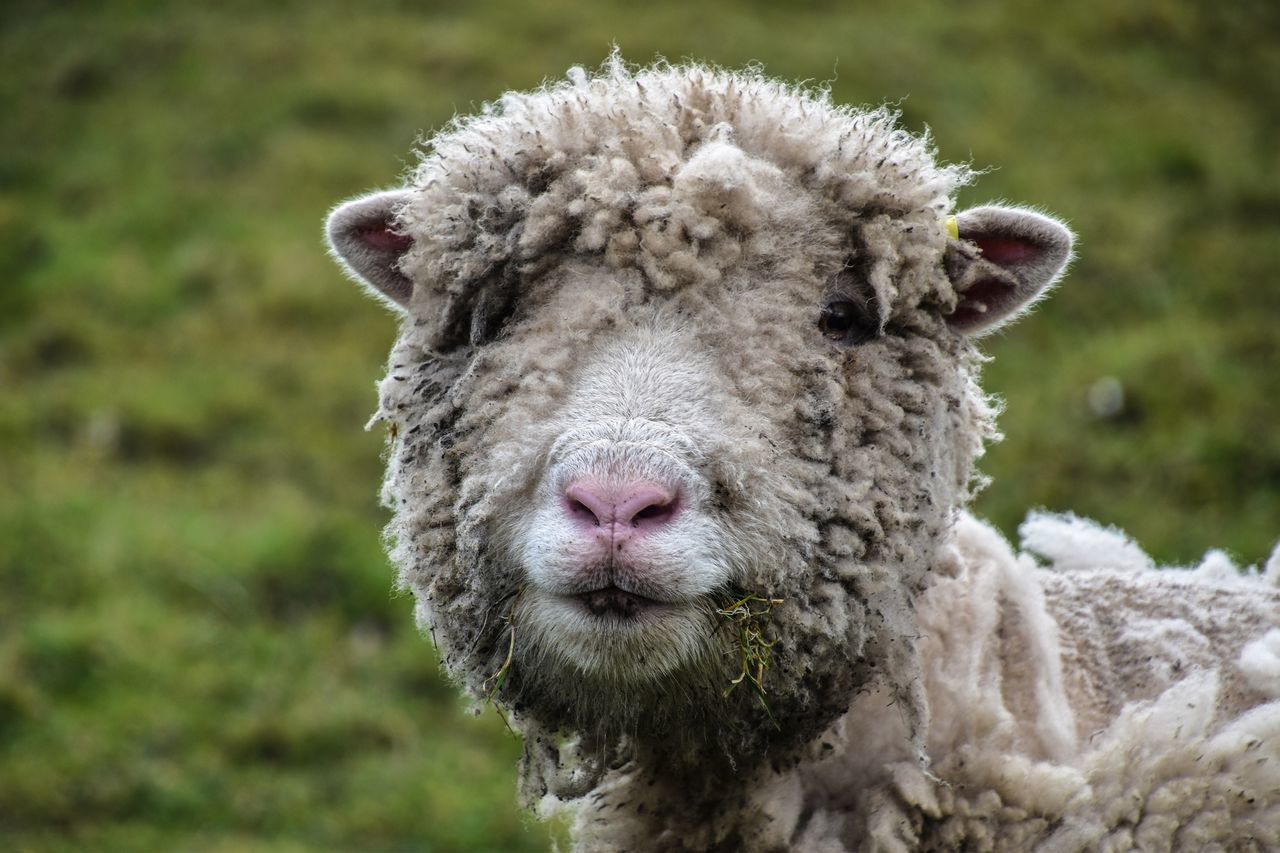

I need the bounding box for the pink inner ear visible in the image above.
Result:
[950,277,1010,329]
[357,225,412,253]
[975,236,1037,266]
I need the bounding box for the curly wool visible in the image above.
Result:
[376,57,990,774]
[341,58,1280,851]
[893,515,1280,851]
[397,56,971,336]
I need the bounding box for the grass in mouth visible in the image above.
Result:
[484,592,785,730]
[485,619,516,705]
[716,593,784,728]
[482,591,524,734]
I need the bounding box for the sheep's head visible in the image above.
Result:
[326,62,1071,777]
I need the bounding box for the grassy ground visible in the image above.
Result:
[2,1,1276,849]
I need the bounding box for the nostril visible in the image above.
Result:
[564,483,614,529]
[631,501,674,526]
[565,495,602,527]
[613,486,677,529]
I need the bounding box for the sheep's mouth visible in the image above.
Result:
[526,586,706,680]
[572,586,661,618]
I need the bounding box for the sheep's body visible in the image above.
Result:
[324,58,1280,851]
[900,515,1280,852]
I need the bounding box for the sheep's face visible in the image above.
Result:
[326,67,1071,763]
[509,318,759,683]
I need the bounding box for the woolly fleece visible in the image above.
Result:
[328,58,1280,851]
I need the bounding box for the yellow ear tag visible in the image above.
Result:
[945,215,959,240]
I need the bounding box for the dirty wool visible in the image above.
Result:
[325,58,1280,851]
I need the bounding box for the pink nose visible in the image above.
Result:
[564,480,679,544]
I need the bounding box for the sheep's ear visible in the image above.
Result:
[326,189,416,310]
[943,205,1073,336]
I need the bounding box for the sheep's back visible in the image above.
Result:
[1041,568,1280,738]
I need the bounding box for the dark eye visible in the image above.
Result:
[818,298,878,346]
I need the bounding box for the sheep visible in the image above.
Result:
[324,58,1280,851]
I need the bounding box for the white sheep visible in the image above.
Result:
[325,58,1280,851]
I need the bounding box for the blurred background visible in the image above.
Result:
[2,0,1276,849]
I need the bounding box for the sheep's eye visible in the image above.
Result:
[818,298,877,346]
[820,302,857,335]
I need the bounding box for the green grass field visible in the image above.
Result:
[2,1,1277,849]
